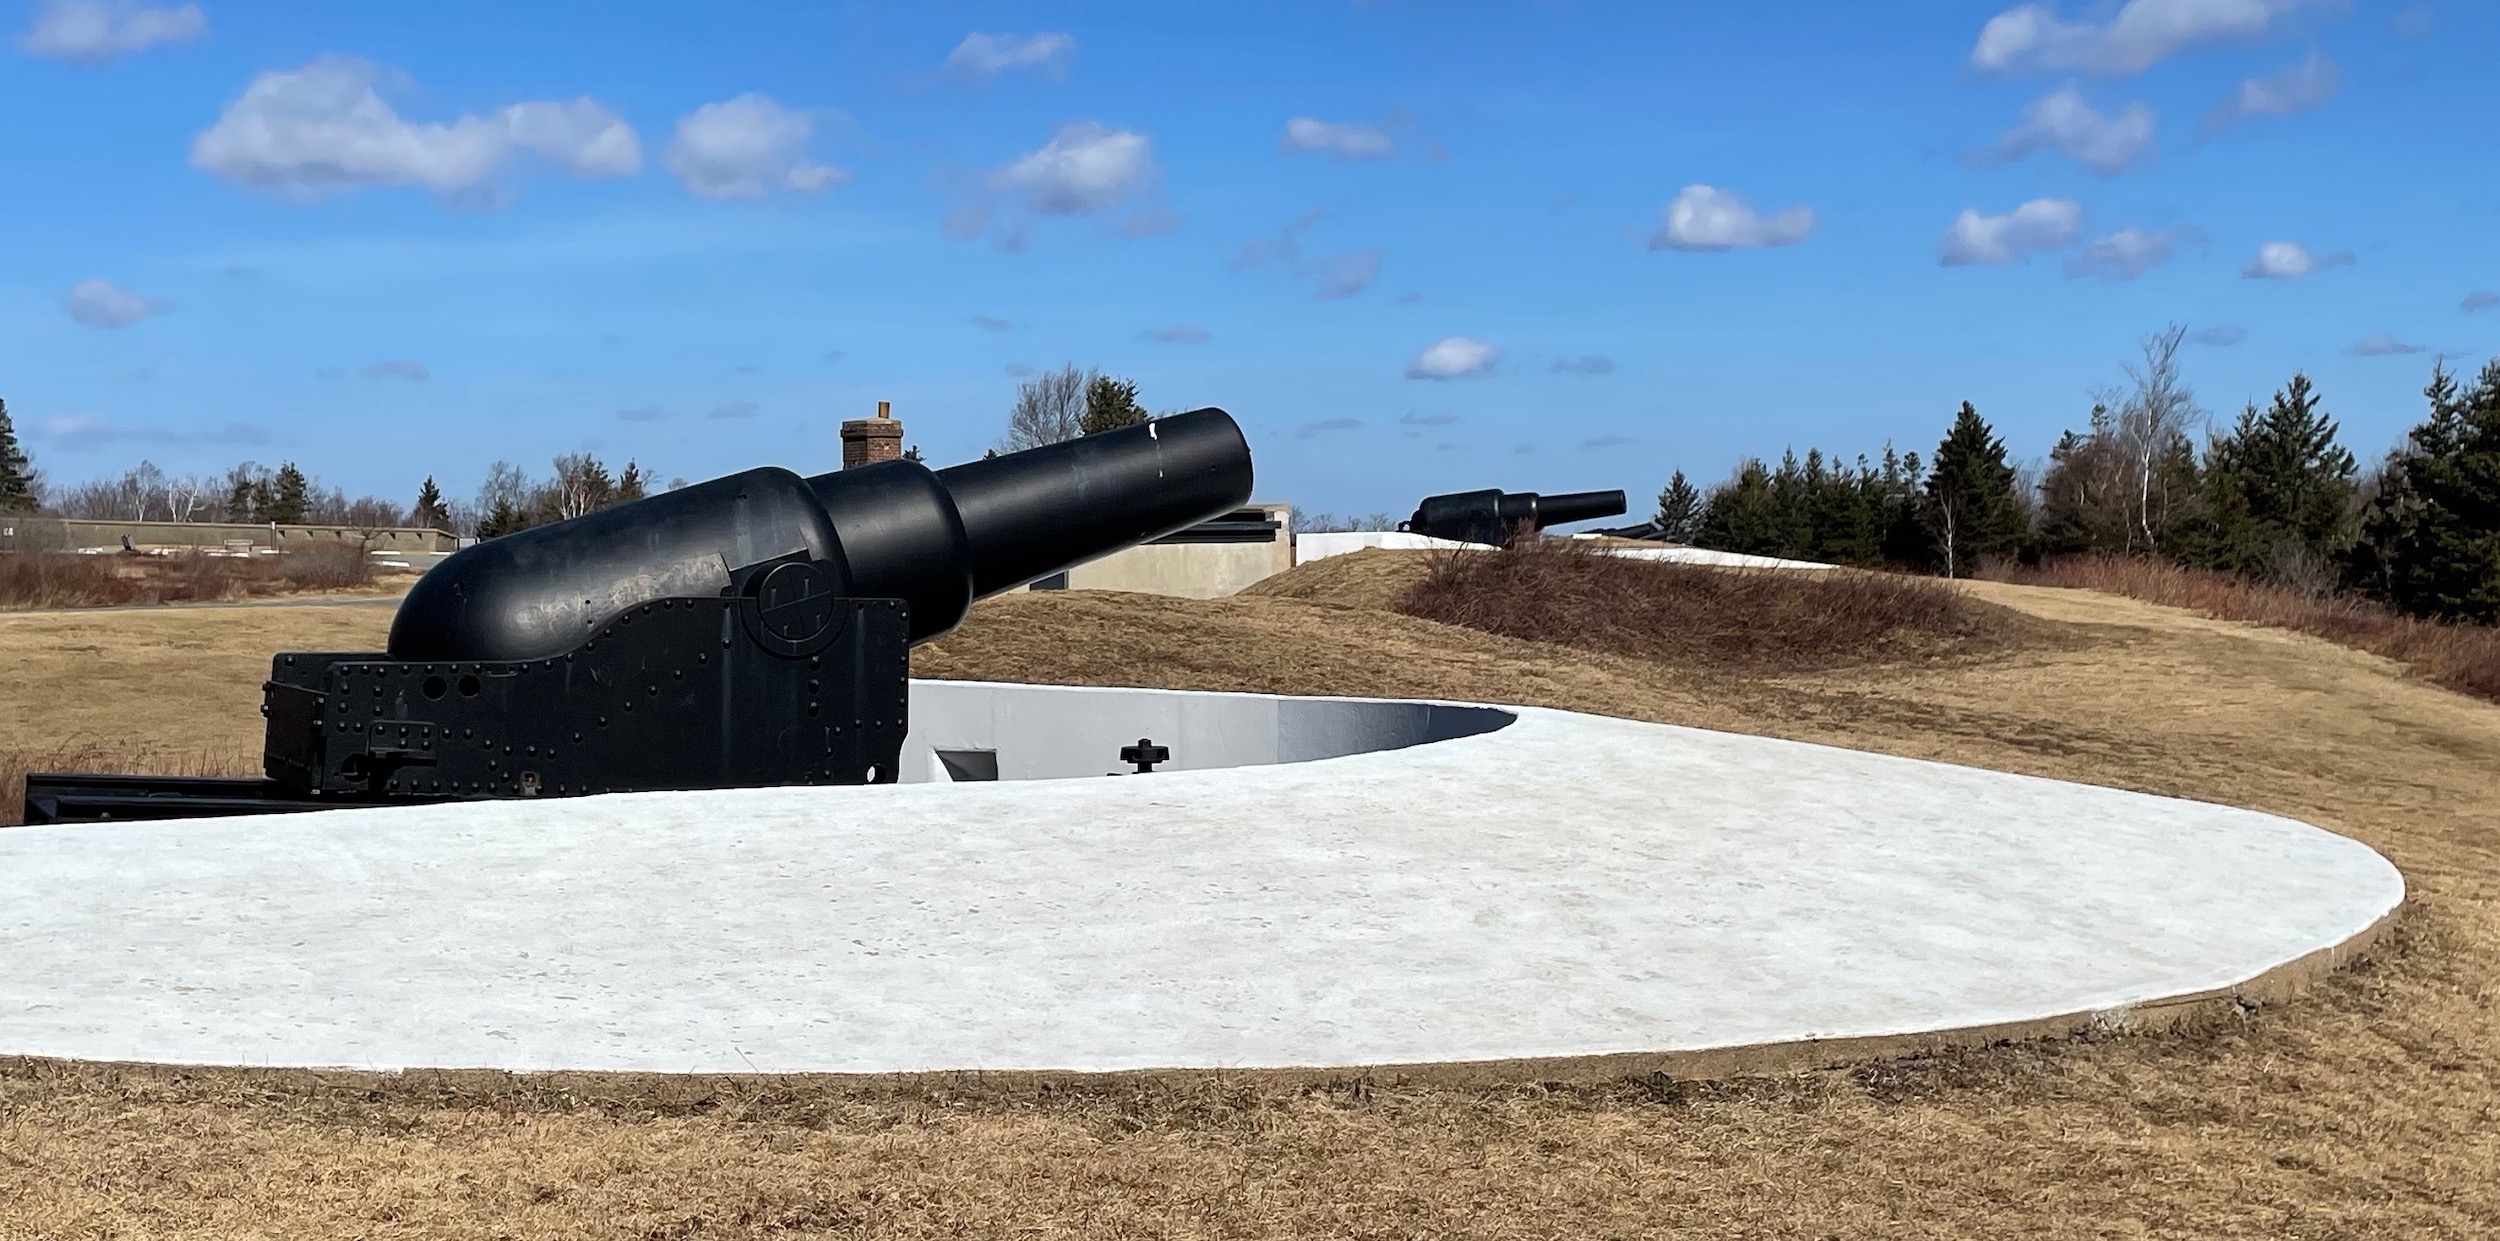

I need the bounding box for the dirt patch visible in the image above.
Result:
[4,565,2499,1237]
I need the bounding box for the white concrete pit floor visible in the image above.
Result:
[0,683,2403,1076]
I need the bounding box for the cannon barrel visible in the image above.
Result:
[933,411,1254,599]
[1403,487,1627,547]
[389,408,1253,662]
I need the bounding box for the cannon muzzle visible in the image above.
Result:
[1402,487,1627,547]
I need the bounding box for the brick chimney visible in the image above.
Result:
[840,400,904,470]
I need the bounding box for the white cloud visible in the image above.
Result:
[30,414,265,450]
[19,0,203,64]
[1978,85,2156,175]
[2204,51,2339,133]
[189,57,640,199]
[2464,292,2500,315]
[1648,185,1815,252]
[1404,336,1501,381]
[1232,207,1324,269]
[665,94,848,200]
[943,31,1076,79]
[359,359,428,382]
[941,202,993,241]
[1142,324,1210,344]
[968,315,1013,332]
[1314,248,1384,299]
[2188,325,2246,346]
[1295,417,1363,438]
[2064,226,2191,279]
[1970,0,2325,76]
[1938,198,2084,267]
[1120,207,1183,238]
[1551,355,1616,376]
[990,120,1155,215]
[63,278,168,328]
[2240,240,2351,279]
[2348,333,2424,357]
[1231,210,1384,298]
[1279,117,1395,162]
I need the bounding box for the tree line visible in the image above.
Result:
[0,367,1162,538]
[1660,325,2500,626]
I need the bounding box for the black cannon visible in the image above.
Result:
[23,409,1254,824]
[1400,488,1626,547]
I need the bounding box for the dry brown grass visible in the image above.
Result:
[0,543,389,612]
[6,563,2500,1237]
[0,742,257,828]
[1997,554,2500,703]
[1395,539,2029,672]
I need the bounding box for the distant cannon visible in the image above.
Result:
[1400,488,1627,547]
[25,409,1254,823]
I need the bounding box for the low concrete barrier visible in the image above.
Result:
[0,517,455,555]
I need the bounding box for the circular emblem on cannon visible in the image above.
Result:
[755,561,838,644]
[738,557,848,659]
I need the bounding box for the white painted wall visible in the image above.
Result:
[1292,530,1833,571]
[901,679,1514,782]
[1294,531,1471,561]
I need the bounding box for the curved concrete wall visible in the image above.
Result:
[901,680,1514,782]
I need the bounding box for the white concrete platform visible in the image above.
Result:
[0,682,2400,1077]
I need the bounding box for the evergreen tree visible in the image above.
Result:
[1652,470,1702,541]
[1871,446,1930,566]
[0,397,37,514]
[266,462,311,525]
[1696,459,1787,555]
[475,497,527,540]
[1080,374,1149,436]
[2347,361,2500,623]
[614,460,648,504]
[412,476,449,530]
[1923,402,2025,577]
[1802,449,1878,565]
[2202,372,2357,580]
[1692,445,1928,568]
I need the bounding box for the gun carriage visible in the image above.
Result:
[23,410,1253,824]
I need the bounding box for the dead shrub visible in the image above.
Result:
[1996,555,2500,703]
[0,553,155,609]
[0,542,382,611]
[1397,539,2020,673]
[275,540,375,590]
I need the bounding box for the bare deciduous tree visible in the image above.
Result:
[2103,323,2207,556]
[549,453,614,520]
[1002,365,1089,452]
[2044,325,2210,558]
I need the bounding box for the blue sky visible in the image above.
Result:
[3,0,2493,517]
